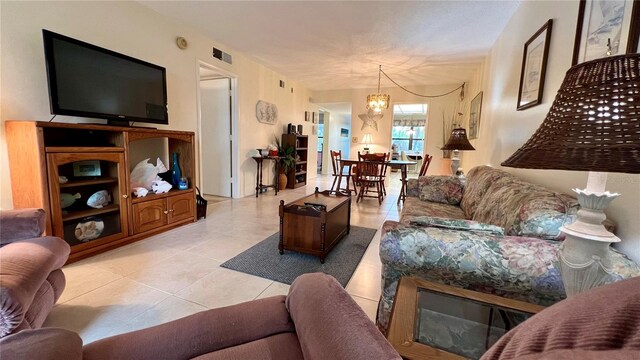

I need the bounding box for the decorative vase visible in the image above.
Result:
[171,152,182,186]
[278,173,288,190]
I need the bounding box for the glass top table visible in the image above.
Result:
[387,277,545,359]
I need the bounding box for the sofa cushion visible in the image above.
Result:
[0,328,83,360]
[400,198,466,225]
[461,166,515,218]
[472,177,578,240]
[0,209,46,245]
[193,332,303,360]
[409,216,505,236]
[481,276,640,360]
[417,176,464,204]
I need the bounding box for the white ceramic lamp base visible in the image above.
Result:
[559,172,620,296]
[450,149,460,176]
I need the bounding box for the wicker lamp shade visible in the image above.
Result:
[502,54,640,174]
[441,128,475,151]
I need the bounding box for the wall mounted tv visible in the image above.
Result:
[43,29,168,126]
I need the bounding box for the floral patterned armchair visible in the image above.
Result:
[376,166,640,333]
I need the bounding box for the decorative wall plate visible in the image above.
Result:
[256,100,278,124]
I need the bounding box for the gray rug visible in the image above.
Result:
[221,226,377,287]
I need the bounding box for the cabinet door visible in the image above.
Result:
[46,152,128,250]
[167,192,195,224]
[132,199,168,234]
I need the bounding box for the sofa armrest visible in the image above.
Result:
[0,237,70,337]
[0,209,46,245]
[83,295,295,360]
[286,273,400,360]
[0,328,83,360]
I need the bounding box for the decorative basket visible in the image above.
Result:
[195,186,207,220]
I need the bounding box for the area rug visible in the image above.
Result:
[221,226,377,287]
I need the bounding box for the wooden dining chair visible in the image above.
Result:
[418,154,433,176]
[330,150,357,195]
[356,152,388,204]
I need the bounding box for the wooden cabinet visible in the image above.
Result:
[132,199,167,234]
[131,192,194,234]
[167,192,195,223]
[5,121,197,263]
[282,134,308,189]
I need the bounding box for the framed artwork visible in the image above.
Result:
[340,128,349,137]
[312,112,316,124]
[517,19,553,111]
[304,111,310,122]
[312,125,317,135]
[469,92,483,140]
[572,0,640,65]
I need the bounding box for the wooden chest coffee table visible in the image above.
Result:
[279,188,351,263]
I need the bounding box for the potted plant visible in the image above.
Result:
[279,146,296,190]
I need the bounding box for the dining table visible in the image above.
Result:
[337,159,416,205]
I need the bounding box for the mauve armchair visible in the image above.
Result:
[0,209,70,337]
[0,273,400,360]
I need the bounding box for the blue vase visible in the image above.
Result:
[171,152,182,186]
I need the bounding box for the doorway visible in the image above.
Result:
[317,103,352,175]
[197,64,235,198]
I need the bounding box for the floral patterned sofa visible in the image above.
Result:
[377,166,640,333]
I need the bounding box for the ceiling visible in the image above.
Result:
[142,1,520,91]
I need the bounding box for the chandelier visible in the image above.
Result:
[365,65,466,113]
[366,65,390,113]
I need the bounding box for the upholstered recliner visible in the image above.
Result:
[0,273,401,360]
[0,209,70,337]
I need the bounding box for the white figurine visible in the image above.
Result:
[133,187,149,198]
[156,157,168,173]
[87,190,111,209]
[151,179,172,194]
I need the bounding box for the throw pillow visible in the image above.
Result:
[409,216,505,236]
[417,176,464,205]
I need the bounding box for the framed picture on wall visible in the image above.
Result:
[517,19,553,111]
[312,112,316,124]
[304,111,310,122]
[469,92,483,140]
[572,0,640,65]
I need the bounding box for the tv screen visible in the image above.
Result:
[43,30,168,125]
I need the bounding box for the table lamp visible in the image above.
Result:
[361,133,374,154]
[501,54,640,296]
[441,128,475,176]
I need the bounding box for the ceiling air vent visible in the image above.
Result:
[212,46,232,64]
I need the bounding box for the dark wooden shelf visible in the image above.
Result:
[46,146,125,153]
[297,147,308,150]
[295,170,307,176]
[131,188,194,204]
[296,161,307,165]
[62,204,120,221]
[60,177,118,188]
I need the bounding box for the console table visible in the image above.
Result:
[251,156,281,197]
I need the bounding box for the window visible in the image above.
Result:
[391,125,425,152]
[391,104,427,153]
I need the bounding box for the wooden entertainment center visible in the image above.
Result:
[5,121,196,263]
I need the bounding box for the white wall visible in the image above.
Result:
[312,84,471,175]
[463,1,640,262]
[0,1,315,207]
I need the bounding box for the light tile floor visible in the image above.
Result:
[44,172,408,344]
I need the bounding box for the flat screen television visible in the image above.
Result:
[43,29,168,125]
